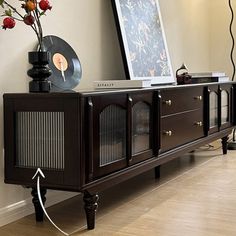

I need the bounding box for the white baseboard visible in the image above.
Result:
[0,191,78,227]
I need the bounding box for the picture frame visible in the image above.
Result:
[111,0,175,85]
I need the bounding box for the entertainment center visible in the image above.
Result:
[3,82,236,229]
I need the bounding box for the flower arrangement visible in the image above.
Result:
[0,0,52,51]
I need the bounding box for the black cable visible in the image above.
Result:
[228,0,236,147]
[229,0,235,81]
[232,128,236,142]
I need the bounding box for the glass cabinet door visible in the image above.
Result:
[207,84,232,135]
[100,105,126,167]
[207,85,219,134]
[89,94,128,179]
[88,92,154,178]
[209,91,218,129]
[221,90,229,124]
[132,101,150,155]
[129,92,154,165]
[220,84,232,130]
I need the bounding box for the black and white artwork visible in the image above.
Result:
[112,0,175,84]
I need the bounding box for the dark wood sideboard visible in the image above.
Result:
[3,82,236,229]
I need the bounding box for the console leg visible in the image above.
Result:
[83,191,99,230]
[189,150,195,163]
[222,136,229,155]
[155,166,160,179]
[31,187,47,222]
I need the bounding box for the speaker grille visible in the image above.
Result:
[16,112,65,170]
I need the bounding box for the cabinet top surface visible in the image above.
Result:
[3,81,236,98]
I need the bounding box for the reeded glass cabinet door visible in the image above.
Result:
[89,92,154,178]
[100,105,126,166]
[132,102,150,155]
[207,84,232,135]
[209,91,218,129]
[220,84,232,130]
[90,94,128,179]
[4,95,81,189]
[129,92,154,165]
[221,90,229,124]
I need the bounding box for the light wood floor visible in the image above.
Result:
[1,141,236,235]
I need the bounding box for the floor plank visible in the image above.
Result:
[1,142,236,236]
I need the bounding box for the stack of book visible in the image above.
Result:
[94,79,152,89]
[189,72,230,83]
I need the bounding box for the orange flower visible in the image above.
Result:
[0,0,52,51]
[25,1,36,11]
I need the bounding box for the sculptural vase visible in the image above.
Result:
[27,51,52,92]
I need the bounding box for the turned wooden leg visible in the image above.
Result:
[31,187,47,222]
[155,166,160,179]
[222,136,229,155]
[83,191,99,230]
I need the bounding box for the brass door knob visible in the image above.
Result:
[163,100,172,106]
[194,95,202,101]
[195,121,203,127]
[163,130,172,136]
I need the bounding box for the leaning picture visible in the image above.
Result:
[111,0,174,85]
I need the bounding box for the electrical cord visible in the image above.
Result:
[228,0,236,148]
[232,128,236,142]
[229,0,235,81]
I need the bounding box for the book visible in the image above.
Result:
[189,72,226,78]
[94,79,152,89]
[190,76,230,84]
[217,76,230,82]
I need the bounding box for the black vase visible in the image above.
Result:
[27,51,52,92]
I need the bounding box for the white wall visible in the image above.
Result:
[0,0,234,226]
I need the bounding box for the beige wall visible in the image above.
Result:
[0,0,234,225]
[160,0,211,73]
[209,0,236,79]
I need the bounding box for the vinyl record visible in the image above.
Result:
[42,35,82,91]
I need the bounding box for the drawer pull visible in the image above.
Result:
[163,130,172,136]
[194,96,202,101]
[163,100,172,106]
[195,121,203,127]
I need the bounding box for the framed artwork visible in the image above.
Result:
[111,0,175,85]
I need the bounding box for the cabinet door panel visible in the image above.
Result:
[130,92,154,164]
[161,110,204,152]
[100,105,127,167]
[132,102,150,154]
[221,90,229,124]
[90,94,128,179]
[209,91,218,129]
[220,84,232,130]
[206,84,233,134]
[4,95,81,189]
[206,85,219,134]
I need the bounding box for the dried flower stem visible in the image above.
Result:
[3,0,44,51]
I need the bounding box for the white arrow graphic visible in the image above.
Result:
[32,168,69,236]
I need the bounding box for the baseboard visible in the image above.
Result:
[0,191,78,227]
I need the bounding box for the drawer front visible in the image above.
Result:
[161,110,204,152]
[161,87,203,116]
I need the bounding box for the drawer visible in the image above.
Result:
[160,109,204,152]
[161,87,203,116]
